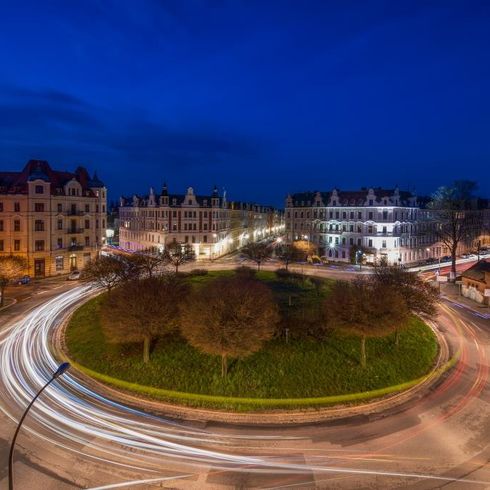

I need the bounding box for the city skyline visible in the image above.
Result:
[1,1,490,206]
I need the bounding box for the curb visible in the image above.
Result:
[52,290,455,426]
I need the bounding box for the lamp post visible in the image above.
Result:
[9,362,70,490]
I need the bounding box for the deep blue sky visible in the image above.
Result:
[1,1,489,206]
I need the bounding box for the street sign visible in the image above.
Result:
[437,276,448,282]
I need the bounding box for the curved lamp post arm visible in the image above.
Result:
[8,362,70,490]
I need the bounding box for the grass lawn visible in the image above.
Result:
[65,270,439,406]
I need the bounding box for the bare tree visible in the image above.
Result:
[165,242,196,273]
[180,276,280,377]
[275,243,303,270]
[324,279,409,367]
[101,275,190,362]
[127,249,169,278]
[428,181,483,279]
[0,255,27,306]
[371,265,438,346]
[81,255,127,292]
[241,242,273,270]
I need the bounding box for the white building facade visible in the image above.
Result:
[285,187,437,265]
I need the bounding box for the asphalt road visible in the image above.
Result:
[0,269,488,489]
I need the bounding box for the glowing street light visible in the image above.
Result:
[9,362,71,490]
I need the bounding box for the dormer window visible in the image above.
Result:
[35,185,44,194]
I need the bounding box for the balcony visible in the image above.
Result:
[66,210,85,216]
[68,244,84,251]
[66,228,85,234]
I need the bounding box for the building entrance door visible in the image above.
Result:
[34,259,45,277]
[70,254,77,271]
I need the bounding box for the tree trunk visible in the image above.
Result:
[451,246,457,281]
[285,261,289,271]
[175,263,179,273]
[143,336,150,363]
[360,336,366,368]
[395,329,400,348]
[0,284,4,307]
[257,261,261,271]
[221,354,228,378]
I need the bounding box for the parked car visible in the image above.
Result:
[14,275,31,285]
[425,257,437,264]
[67,270,81,281]
[461,254,470,259]
[441,255,451,262]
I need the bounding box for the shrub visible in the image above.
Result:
[189,268,209,276]
[234,265,256,278]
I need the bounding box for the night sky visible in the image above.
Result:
[1,1,489,207]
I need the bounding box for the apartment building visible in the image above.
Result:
[0,160,107,277]
[119,184,284,259]
[285,187,431,265]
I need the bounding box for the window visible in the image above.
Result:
[369,199,373,205]
[57,219,63,230]
[35,240,45,251]
[342,212,346,219]
[383,210,388,220]
[34,220,44,231]
[368,211,373,220]
[34,203,44,212]
[368,239,372,247]
[358,211,362,219]
[55,256,64,271]
[85,236,90,246]
[85,204,90,212]
[0,240,3,251]
[96,205,99,213]
[57,238,63,249]
[57,203,62,213]
[14,240,20,251]
[0,202,3,212]
[357,238,361,246]
[14,220,20,232]
[96,219,99,229]
[368,225,373,233]
[0,220,3,231]
[85,219,90,229]
[382,240,387,248]
[14,202,20,212]
[35,185,44,194]
[349,238,354,245]
[203,235,207,243]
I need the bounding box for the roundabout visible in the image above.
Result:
[0,270,488,489]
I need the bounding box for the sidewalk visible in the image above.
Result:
[439,282,490,319]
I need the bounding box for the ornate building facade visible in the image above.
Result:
[285,187,434,265]
[0,160,107,277]
[119,185,284,259]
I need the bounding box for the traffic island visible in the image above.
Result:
[54,270,453,424]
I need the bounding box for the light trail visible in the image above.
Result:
[0,286,488,487]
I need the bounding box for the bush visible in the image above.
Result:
[234,265,256,278]
[275,268,303,281]
[189,268,209,276]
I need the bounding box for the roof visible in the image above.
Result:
[0,160,104,196]
[288,188,416,207]
[121,188,225,208]
[462,260,490,283]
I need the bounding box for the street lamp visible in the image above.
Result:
[9,362,70,490]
